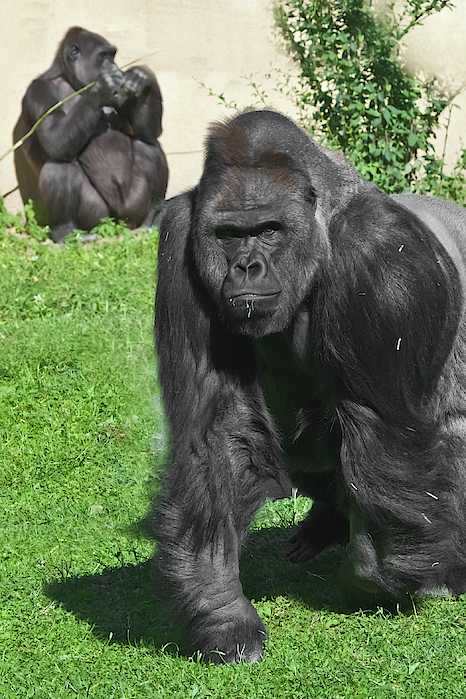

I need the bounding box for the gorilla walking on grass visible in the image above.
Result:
[14,27,168,243]
[154,109,466,663]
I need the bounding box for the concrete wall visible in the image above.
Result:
[402,2,466,166]
[1,0,465,216]
[0,0,298,214]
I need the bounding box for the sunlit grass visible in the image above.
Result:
[1,226,466,698]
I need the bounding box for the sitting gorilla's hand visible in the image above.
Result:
[93,60,124,105]
[121,67,152,99]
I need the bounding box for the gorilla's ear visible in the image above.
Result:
[67,44,80,62]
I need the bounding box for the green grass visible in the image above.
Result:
[1,226,466,698]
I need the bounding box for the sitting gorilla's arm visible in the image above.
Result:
[117,66,163,144]
[21,66,121,163]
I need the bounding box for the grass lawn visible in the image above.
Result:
[1,224,466,698]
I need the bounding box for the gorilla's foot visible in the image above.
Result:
[195,597,267,664]
[286,503,349,563]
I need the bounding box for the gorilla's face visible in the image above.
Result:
[63,28,117,89]
[193,163,329,337]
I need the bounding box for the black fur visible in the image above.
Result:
[154,110,466,662]
[14,26,168,243]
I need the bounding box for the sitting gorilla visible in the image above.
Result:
[13,26,168,243]
[154,109,466,663]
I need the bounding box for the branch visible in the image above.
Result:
[398,0,454,39]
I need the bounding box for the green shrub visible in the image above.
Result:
[0,195,22,232]
[0,196,132,241]
[276,0,466,202]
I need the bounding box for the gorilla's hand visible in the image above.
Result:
[120,67,152,99]
[94,60,123,105]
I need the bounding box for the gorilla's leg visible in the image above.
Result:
[339,505,415,612]
[39,161,109,243]
[119,141,168,229]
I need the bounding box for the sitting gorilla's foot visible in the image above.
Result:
[286,503,350,563]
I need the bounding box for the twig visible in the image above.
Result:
[441,101,454,165]
[0,82,95,164]
[2,185,19,198]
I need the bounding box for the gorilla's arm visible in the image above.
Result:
[317,189,465,598]
[117,66,163,144]
[20,66,121,162]
[155,193,284,662]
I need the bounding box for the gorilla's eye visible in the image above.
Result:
[215,226,242,241]
[260,227,277,238]
[215,223,283,247]
[98,48,117,64]
[257,224,283,245]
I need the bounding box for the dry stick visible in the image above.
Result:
[0,50,163,166]
[2,185,19,198]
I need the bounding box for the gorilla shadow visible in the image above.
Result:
[45,556,185,655]
[44,520,346,658]
[240,524,346,613]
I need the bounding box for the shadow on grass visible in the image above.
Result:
[45,524,346,658]
[45,555,188,656]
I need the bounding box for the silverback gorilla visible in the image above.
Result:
[14,27,168,243]
[154,110,466,663]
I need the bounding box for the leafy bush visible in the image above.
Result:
[275,0,466,202]
[0,195,22,232]
[89,216,131,239]
[22,199,50,240]
[0,195,50,240]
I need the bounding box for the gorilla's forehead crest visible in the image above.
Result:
[205,110,310,170]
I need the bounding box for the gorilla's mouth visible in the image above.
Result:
[226,292,281,317]
[232,292,281,301]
